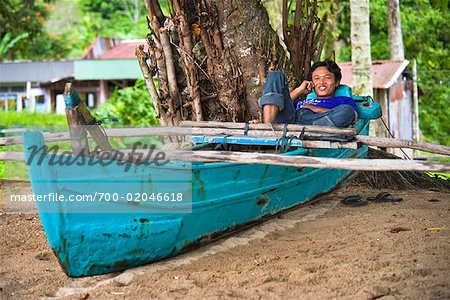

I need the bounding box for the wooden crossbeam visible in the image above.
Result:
[180,121,357,136]
[355,135,450,156]
[2,150,450,172]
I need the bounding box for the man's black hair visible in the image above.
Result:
[308,59,342,82]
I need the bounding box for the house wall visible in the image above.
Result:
[373,88,389,138]
[388,77,413,158]
[0,83,48,112]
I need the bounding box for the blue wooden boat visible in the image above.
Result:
[23,91,381,277]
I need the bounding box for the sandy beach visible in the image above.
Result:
[0,179,449,299]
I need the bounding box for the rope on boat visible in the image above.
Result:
[276,124,293,153]
[243,122,249,136]
[213,134,232,151]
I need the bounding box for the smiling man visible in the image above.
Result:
[254,59,358,127]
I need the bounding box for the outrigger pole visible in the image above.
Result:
[1,149,450,173]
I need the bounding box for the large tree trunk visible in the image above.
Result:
[323,1,340,60]
[350,0,376,136]
[387,0,404,61]
[139,0,324,125]
[350,0,373,97]
[209,0,288,120]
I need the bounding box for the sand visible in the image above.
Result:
[0,180,449,299]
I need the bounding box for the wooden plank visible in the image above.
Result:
[169,150,450,172]
[180,121,358,136]
[0,151,25,161]
[191,135,359,149]
[0,132,70,146]
[1,127,330,145]
[189,128,346,139]
[0,127,192,146]
[4,149,450,172]
[356,135,450,156]
[0,128,27,134]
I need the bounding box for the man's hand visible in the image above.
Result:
[301,104,330,114]
[290,80,312,100]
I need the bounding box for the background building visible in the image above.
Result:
[0,38,145,114]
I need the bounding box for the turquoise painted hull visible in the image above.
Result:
[24,106,378,276]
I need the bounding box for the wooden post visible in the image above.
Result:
[64,83,113,153]
[412,59,420,144]
[64,83,90,156]
[76,99,113,151]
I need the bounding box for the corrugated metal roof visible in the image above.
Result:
[0,61,73,83]
[74,59,142,80]
[99,41,147,60]
[339,60,409,89]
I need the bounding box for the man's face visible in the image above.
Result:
[311,66,340,98]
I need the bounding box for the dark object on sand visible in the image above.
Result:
[340,195,368,206]
[390,227,411,233]
[367,192,403,203]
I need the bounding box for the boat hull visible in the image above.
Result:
[24,121,371,277]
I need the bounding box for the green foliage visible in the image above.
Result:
[45,0,151,58]
[0,0,168,60]
[95,79,159,127]
[0,32,29,59]
[0,111,68,179]
[429,0,450,10]
[400,0,449,146]
[0,111,67,128]
[333,0,450,145]
[0,0,71,60]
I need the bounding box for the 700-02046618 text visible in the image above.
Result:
[96,192,185,202]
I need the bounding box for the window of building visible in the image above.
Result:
[11,86,26,92]
[35,95,45,113]
[86,92,96,108]
[0,93,18,111]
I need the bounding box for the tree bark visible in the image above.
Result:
[350,0,373,97]
[214,0,288,119]
[138,0,324,125]
[387,0,405,61]
[350,0,376,136]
